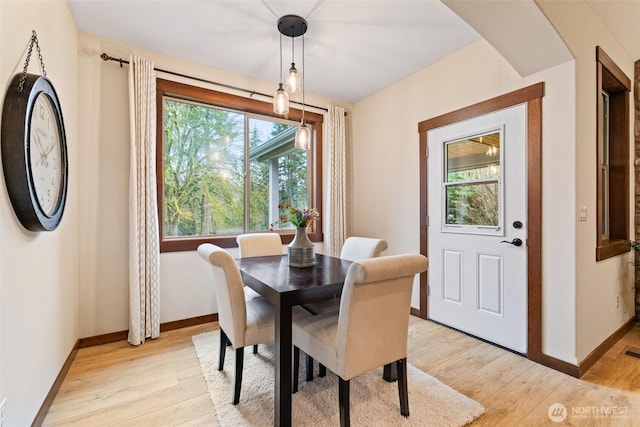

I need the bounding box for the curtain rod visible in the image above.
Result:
[100,53,329,112]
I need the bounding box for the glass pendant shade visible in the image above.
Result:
[285,63,300,93]
[273,83,289,114]
[295,121,311,150]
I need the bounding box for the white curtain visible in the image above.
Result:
[128,56,160,345]
[324,105,347,257]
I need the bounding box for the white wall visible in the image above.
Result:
[351,39,578,363]
[0,1,79,425]
[537,0,636,363]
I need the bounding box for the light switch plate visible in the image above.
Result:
[579,206,587,222]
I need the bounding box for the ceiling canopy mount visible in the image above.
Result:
[277,15,307,38]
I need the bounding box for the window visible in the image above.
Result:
[596,46,630,261]
[156,79,323,252]
[444,131,502,233]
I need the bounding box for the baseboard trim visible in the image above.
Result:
[410,307,421,317]
[78,330,128,348]
[35,314,218,425]
[537,317,637,379]
[32,340,79,427]
[540,353,579,378]
[160,314,217,332]
[77,314,218,348]
[577,316,636,377]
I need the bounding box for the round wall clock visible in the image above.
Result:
[1,73,68,231]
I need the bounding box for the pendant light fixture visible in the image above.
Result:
[285,36,300,93]
[276,15,310,149]
[295,31,310,150]
[273,33,289,115]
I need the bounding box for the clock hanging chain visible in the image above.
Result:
[18,30,47,92]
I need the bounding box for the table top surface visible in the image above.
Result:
[237,253,352,306]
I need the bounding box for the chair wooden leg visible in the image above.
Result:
[306,354,314,381]
[397,358,409,417]
[293,346,300,393]
[319,363,327,377]
[219,329,228,371]
[253,344,258,354]
[338,378,350,427]
[383,362,398,382]
[233,347,244,405]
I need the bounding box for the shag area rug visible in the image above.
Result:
[193,331,484,426]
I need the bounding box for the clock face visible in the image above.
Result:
[29,93,63,217]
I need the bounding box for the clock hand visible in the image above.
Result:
[32,131,49,168]
[32,131,46,157]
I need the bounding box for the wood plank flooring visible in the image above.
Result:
[43,317,640,426]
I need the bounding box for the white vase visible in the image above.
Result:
[288,227,316,268]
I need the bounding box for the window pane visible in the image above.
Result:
[163,98,245,237]
[601,167,608,238]
[248,119,306,231]
[446,132,500,182]
[277,149,309,229]
[601,90,609,165]
[446,182,499,226]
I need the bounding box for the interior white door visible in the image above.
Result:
[427,103,527,354]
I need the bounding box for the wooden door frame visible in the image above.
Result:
[417,82,544,363]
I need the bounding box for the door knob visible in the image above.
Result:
[500,238,523,247]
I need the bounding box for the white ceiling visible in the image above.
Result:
[68,1,639,105]
[68,0,481,104]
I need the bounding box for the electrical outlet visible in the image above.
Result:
[0,398,6,427]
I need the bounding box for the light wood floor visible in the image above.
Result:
[43,317,640,426]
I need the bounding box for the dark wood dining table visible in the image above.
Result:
[236,253,352,427]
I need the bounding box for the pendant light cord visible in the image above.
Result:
[279,33,283,83]
[301,33,305,122]
[291,35,295,66]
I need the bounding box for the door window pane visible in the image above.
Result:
[444,131,501,227]
[446,182,499,226]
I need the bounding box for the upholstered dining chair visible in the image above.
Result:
[302,237,388,315]
[340,236,389,263]
[197,243,277,405]
[292,253,428,426]
[236,233,283,301]
[236,232,283,258]
[301,237,388,379]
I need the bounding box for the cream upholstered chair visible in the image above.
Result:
[197,243,276,405]
[340,237,389,263]
[236,232,283,258]
[292,253,428,426]
[236,233,283,301]
[302,237,388,315]
[301,237,388,379]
